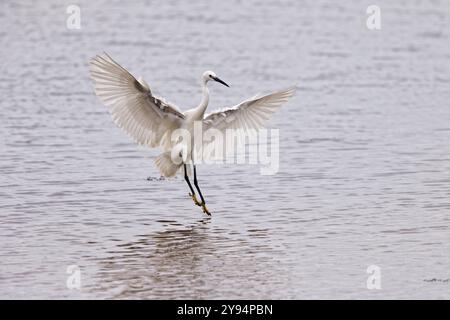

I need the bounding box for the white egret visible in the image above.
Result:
[89,53,295,215]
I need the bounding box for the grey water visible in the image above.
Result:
[1,0,449,299]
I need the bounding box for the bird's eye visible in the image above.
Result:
[209,74,213,78]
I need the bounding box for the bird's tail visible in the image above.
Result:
[154,152,182,178]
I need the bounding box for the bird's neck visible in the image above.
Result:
[194,82,209,119]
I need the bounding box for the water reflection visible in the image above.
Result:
[92,218,214,298]
[89,218,293,299]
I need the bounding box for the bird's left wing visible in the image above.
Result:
[203,87,296,133]
[200,87,295,160]
[89,53,185,150]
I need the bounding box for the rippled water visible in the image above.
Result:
[1,0,450,299]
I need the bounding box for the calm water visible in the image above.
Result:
[1,0,449,299]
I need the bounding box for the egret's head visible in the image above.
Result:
[202,71,229,87]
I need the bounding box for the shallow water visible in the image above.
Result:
[1,0,449,299]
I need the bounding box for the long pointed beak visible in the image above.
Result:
[212,76,230,87]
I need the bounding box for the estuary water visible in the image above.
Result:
[1,0,449,299]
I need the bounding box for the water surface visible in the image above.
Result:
[1,0,449,299]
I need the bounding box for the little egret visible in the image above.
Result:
[89,53,295,215]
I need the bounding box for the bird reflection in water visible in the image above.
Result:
[92,218,219,299]
[88,218,285,299]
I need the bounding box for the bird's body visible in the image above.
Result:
[89,53,295,215]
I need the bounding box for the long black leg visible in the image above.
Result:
[193,165,210,215]
[184,164,196,196]
[193,165,206,204]
[185,164,201,207]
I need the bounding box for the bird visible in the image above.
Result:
[89,53,295,216]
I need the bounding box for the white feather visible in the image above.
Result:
[89,53,185,151]
[203,87,296,134]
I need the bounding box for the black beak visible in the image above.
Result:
[212,76,230,87]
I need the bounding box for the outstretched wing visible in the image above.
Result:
[201,87,295,160]
[203,87,296,132]
[89,53,185,150]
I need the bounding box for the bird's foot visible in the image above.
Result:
[189,193,202,206]
[201,203,211,216]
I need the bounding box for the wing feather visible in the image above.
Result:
[89,53,185,150]
[203,87,296,132]
[201,87,295,160]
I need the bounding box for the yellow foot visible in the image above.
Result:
[201,203,211,216]
[189,193,202,206]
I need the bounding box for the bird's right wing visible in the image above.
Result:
[89,53,185,150]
